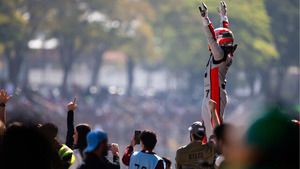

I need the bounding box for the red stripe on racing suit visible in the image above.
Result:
[210,67,222,127]
[208,23,217,41]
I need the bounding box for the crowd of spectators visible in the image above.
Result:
[3,86,206,158]
[0,87,299,169]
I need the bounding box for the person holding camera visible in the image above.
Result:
[122,130,165,169]
[79,130,120,169]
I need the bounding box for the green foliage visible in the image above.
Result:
[152,0,207,74]
[265,0,299,67]
[111,0,158,65]
[0,0,27,46]
[153,0,279,74]
[0,0,297,93]
[227,0,278,69]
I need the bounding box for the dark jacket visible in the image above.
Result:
[79,153,120,169]
[66,110,74,149]
[176,142,216,169]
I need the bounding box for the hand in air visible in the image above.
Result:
[67,97,77,111]
[199,2,208,18]
[217,1,227,16]
[110,143,119,156]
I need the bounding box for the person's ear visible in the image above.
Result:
[97,142,104,151]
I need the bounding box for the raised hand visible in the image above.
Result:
[0,89,11,104]
[67,97,77,111]
[198,2,208,18]
[110,143,119,156]
[217,1,227,16]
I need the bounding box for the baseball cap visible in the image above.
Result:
[189,121,206,137]
[84,130,108,153]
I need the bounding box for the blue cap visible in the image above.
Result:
[84,130,108,153]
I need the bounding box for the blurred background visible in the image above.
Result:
[0,0,299,166]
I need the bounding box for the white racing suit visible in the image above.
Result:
[201,16,234,137]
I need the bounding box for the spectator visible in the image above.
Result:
[65,98,91,169]
[39,123,75,169]
[2,122,60,169]
[71,124,91,168]
[79,130,120,169]
[175,121,216,169]
[244,108,299,169]
[122,130,165,169]
[213,123,234,169]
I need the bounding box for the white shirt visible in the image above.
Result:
[129,151,164,169]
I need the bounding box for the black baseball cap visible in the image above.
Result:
[189,121,206,137]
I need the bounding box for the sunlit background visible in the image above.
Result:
[0,0,299,167]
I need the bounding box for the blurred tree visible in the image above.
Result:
[150,0,279,97]
[150,0,206,95]
[79,0,117,88]
[46,0,88,94]
[0,0,52,87]
[46,0,117,94]
[226,0,279,96]
[264,0,299,100]
[85,22,117,87]
[111,0,157,96]
[0,0,294,102]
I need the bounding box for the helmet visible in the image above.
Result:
[214,27,234,46]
